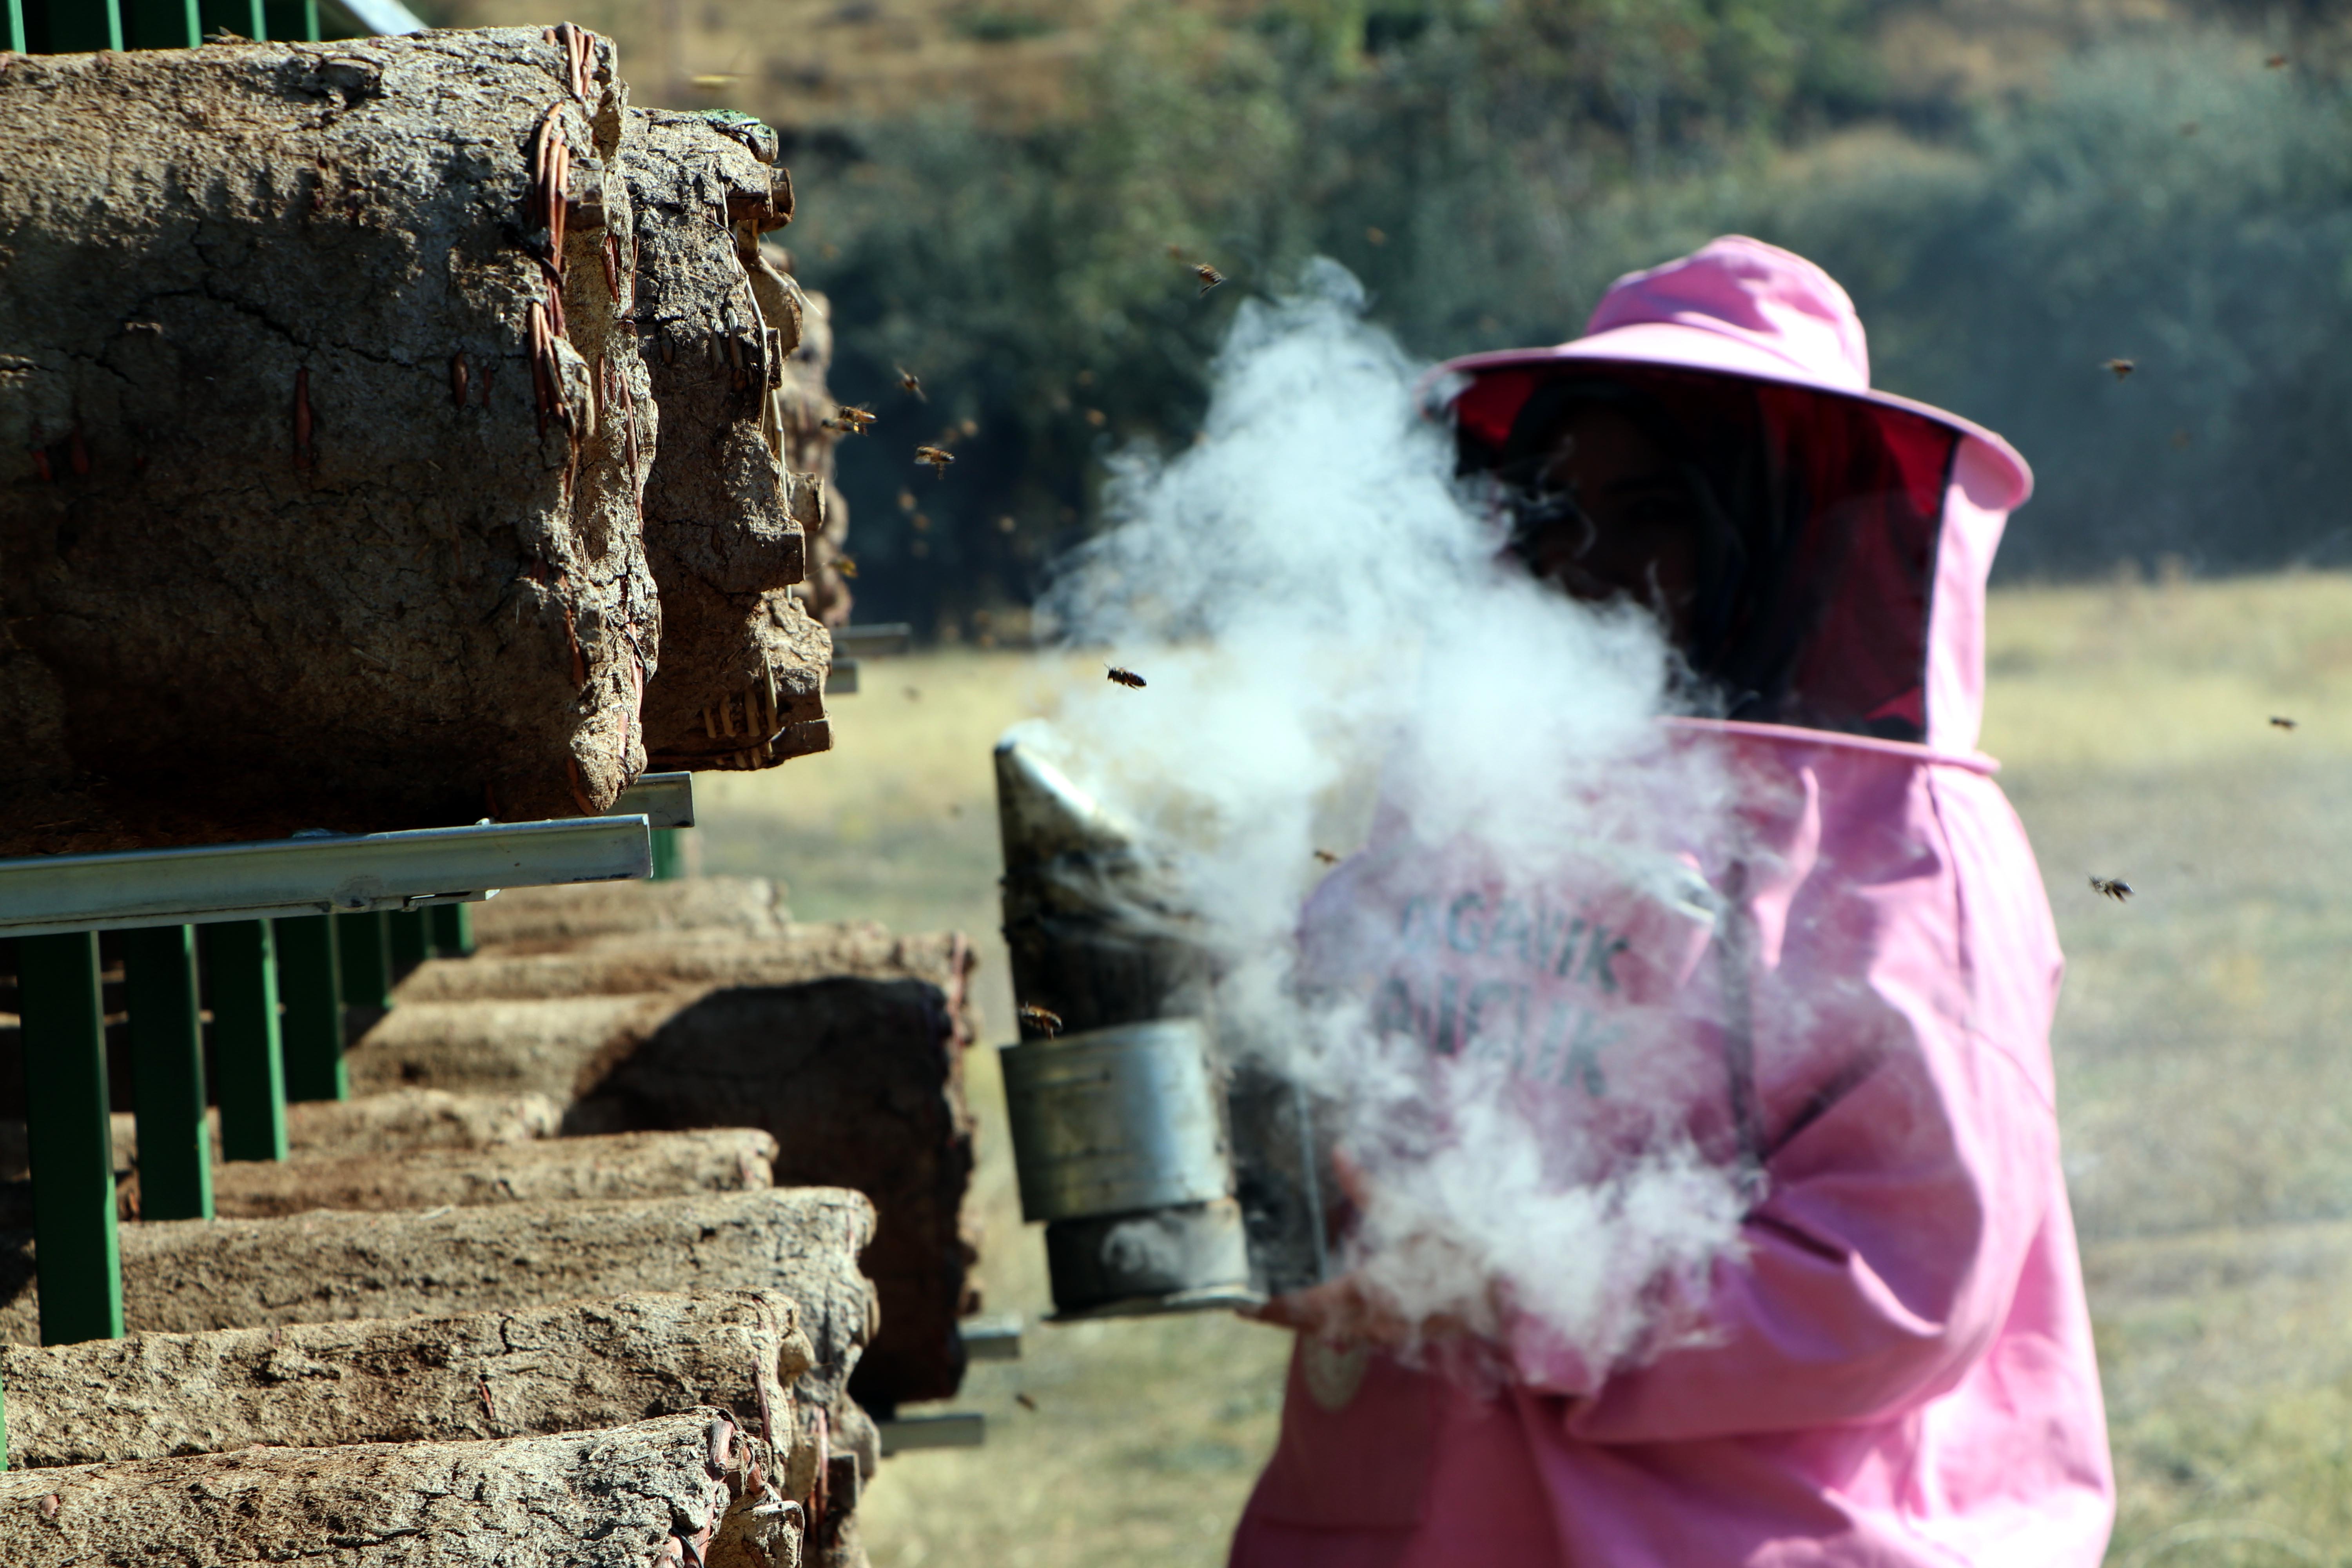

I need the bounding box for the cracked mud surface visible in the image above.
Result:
[2,1290,807,1470]
[0,1187,878,1462]
[0,31,659,851]
[0,1408,800,1567]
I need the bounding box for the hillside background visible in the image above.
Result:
[418,0,2352,636]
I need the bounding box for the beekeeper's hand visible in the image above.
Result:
[1248,1274,1458,1348]
[1243,1150,1474,1348]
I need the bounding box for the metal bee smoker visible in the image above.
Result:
[995,731,1329,1319]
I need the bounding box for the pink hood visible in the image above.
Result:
[1229,241,2114,1567]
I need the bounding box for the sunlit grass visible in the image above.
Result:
[695,649,1080,830]
[1983,567,2352,770]
[695,572,2352,1568]
[1985,573,2352,1564]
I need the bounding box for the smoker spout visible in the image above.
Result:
[994,732,1214,1037]
[994,731,1135,872]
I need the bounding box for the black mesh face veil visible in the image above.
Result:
[1454,363,1962,743]
[1466,372,1805,723]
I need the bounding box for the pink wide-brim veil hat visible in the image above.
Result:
[1432,234,2032,508]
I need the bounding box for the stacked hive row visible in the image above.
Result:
[0,876,984,1565]
[1,27,965,1559]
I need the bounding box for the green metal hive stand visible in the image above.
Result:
[0,779,694,1364]
[4,0,419,55]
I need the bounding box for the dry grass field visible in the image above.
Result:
[695,569,2352,1568]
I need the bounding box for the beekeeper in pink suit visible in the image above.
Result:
[1229,236,2115,1567]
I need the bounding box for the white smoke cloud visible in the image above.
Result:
[1025,260,1751,1379]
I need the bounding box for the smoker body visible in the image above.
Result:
[995,732,1328,1319]
[1001,1019,1257,1315]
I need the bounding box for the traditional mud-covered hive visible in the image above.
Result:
[0,1408,809,1567]
[624,111,836,773]
[0,28,835,857]
[350,882,984,1413]
[772,262,859,630]
[0,30,655,851]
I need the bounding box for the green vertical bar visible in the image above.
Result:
[44,0,121,49]
[16,932,125,1346]
[650,829,684,880]
[427,902,475,958]
[7,0,26,54]
[203,921,286,1163]
[387,909,430,976]
[122,926,212,1221]
[334,911,392,1011]
[194,0,260,37]
[120,0,194,46]
[274,914,345,1103]
[257,0,307,40]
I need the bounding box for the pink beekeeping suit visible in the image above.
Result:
[1227,238,2116,1568]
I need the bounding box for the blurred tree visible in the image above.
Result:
[789,12,1299,635]
[793,0,1878,633]
[426,0,2352,608]
[1762,34,2352,574]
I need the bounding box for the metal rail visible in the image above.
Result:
[828,621,915,697]
[329,0,423,33]
[877,1412,987,1455]
[0,817,653,940]
[612,771,696,829]
[0,811,650,1356]
[960,1316,1024,1361]
[832,623,913,657]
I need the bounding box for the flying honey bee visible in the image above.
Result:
[1106,666,1147,689]
[914,445,955,471]
[825,405,876,434]
[834,556,858,579]
[1313,848,1341,865]
[1193,263,1225,297]
[1018,1003,1063,1038]
[2270,715,2298,730]
[2267,53,2288,67]
[897,366,926,400]
[2089,876,2133,902]
[1015,1392,1040,1412]
[2103,358,2136,380]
